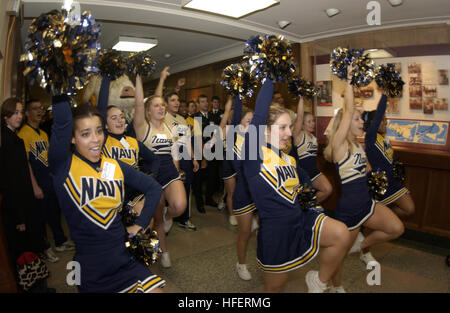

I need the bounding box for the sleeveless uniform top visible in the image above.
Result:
[142,122,174,155]
[295,132,321,181]
[17,123,51,188]
[164,112,192,157]
[334,143,375,230]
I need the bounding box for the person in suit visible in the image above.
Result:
[192,94,219,212]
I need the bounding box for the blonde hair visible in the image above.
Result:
[323,108,358,162]
[144,95,165,122]
[267,105,290,128]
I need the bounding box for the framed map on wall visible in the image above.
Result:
[386,119,448,145]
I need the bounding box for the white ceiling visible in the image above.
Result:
[21,0,450,75]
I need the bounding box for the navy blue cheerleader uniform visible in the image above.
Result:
[294,132,322,182]
[49,95,165,293]
[242,79,327,273]
[97,76,160,208]
[334,144,375,230]
[222,135,236,180]
[230,98,256,216]
[365,95,408,205]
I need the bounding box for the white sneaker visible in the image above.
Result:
[348,232,365,255]
[360,251,378,265]
[228,215,237,226]
[329,286,346,293]
[163,207,173,234]
[251,216,259,232]
[305,271,328,293]
[160,252,171,268]
[54,240,75,252]
[217,200,226,211]
[236,263,252,281]
[41,248,59,263]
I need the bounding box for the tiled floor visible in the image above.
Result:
[45,195,450,293]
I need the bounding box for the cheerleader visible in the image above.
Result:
[156,68,200,231]
[241,78,351,293]
[360,94,415,264]
[48,95,164,293]
[229,97,259,281]
[323,68,404,291]
[133,74,187,268]
[291,97,332,202]
[96,75,160,221]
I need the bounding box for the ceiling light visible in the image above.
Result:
[181,0,279,19]
[112,36,158,52]
[325,8,340,17]
[388,0,403,6]
[363,49,394,58]
[164,53,172,59]
[277,20,291,29]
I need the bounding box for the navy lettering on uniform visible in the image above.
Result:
[151,136,173,145]
[354,153,366,165]
[275,165,296,188]
[111,147,137,161]
[80,177,122,207]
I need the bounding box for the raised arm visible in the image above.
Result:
[331,69,354,158]
[133,74,147,141]
[48,95,73,175]
[119,161,162,230]
[231,97,242,126]
[154,66,170,97]
[292,97,304,141]
[97,75,111,120]
[219,96,233,132]
[251,78,275,128]
[365,94,387,146]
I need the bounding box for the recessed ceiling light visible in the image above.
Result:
[277,20,291,29]
[363,49,394,58]
[388,0,403,7]
[325,8,340,17]
[164,53,172,59]
[112,36,158,52]
[181,0,279,19]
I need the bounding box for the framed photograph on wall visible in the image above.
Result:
[410,97,422,110]
[408,73,422,85]
[423,85,437,97]
[438,70,448,85]
[387,98,400,113]
[316,81,332,106]
[409,86,422,97]
[434,98,448,111]
[423,98,434,114]
[408,62,421,74]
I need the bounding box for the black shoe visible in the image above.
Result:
[197,206,206,214]
[205,199,218,208]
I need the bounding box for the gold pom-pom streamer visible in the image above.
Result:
[375,64,405,98]
[21,9,100,95]
[243,34,296,82]
[125,229,162,267]
[126,50,156,79]
[220,62,259,99]
[367,170,389,200]
[288,76,319,99]
[297,184,324,213]
[392,159,406,183]
[330,47,375,87]
[98,49,127,81]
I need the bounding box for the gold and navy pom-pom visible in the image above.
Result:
[330,47,375,87]
[98,49,127,81]
[297,184,324,213]
[21,9,100,95]
[375,64,405,98]
[367,170,389,200]
[126,50,156,79]
[220,62,259,99]
[243,34,296,82]
[125,229,162,267]
[120,203,138,227]
[288,76,319,99]
[392,159,406,183]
